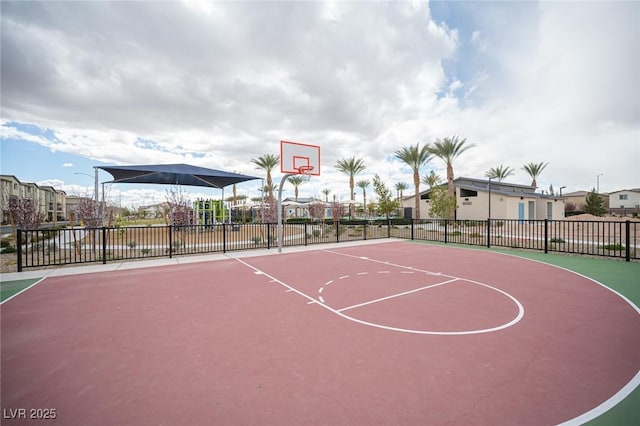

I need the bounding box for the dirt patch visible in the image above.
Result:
[1,253,17,274]
[567,214,640,222]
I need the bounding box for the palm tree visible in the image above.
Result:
[522,162,548,188]
[484,165,514,181]
[394,143,432,219]
[422,170,442,189]
[287,175,306,201]
[321,188,331,203]
[287,175,306,217]
[429,136,475,219]
[251,154,280,199]
[335,157,366,216]
[394,182,408,203]
[356,180,370,218]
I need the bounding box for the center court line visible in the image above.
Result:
[234,256,525,336]
[337,278,459,312]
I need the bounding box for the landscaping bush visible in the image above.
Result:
[286,217,312,223]
[602,243,625,251]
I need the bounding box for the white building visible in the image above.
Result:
[608,189,640,216]
[402,177,566,221]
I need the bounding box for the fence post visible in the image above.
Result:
[169,225,173,258]
[544,219,549,254]
[444,220,448,244]
[102,227,107,264]
[364,222,367,240]
[336,221,340,243]
[411,219,415,240]
[267,223,271,249]
[304,222,308,246]
[17,229,23,272]
[223,223,227,253]
[626,220,631,262]
[487,219,491,248]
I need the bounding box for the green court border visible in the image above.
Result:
[2,243,639,424]
[1,278,41,303]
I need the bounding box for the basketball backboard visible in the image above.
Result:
[280,140,321,176]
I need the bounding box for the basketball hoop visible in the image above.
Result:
[295,165,314,182]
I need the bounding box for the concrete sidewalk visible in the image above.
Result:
[0,239,398,282]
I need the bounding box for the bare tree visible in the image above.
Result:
[75,198,101,228]
[330,201,346,223]
[6,196,47,236]
[308,201,326,222]
[165,188,192,226]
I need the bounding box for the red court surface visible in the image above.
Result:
[2,241,639,425]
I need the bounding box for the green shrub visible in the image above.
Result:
[128,241,137,249]
[602,243,625,251]
[550,237,566,243]
[2,245,17,253]
[286,217,312,223]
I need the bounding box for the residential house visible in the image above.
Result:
[563,190,610,214]
[608,189,640,216]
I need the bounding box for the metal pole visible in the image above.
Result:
[597,173,603,194]
[221,188,225,223]
[94,167,99,221]
[277,174,295,253]
[488,177,493,220]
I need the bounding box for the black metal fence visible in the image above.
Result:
[15,219,639,271]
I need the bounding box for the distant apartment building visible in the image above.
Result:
[1,175,68,224]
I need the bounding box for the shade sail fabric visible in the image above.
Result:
[98,164,259,189]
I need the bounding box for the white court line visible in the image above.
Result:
[338,278,459,312]
[235,256,524,336]
[1,277,47,305]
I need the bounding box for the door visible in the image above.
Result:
[518,202,525,223]
[547,202,553,219]
[528,201,535,220]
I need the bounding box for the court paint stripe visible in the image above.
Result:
[557,369,640,426]
[234,257,524,336]
[326,244,639,424]
[1,277,47,305]
[338,278,459,312]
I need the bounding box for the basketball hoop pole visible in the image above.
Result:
[277,173,296,253]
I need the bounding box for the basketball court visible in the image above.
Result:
[2,143,639,424]
[2,240,639,425]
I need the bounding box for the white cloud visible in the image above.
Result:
[1,0,638,203]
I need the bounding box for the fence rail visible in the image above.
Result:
[15,219,638,271]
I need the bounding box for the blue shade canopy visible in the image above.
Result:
[98,164,259,189]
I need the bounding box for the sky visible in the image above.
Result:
[1,0,639,209]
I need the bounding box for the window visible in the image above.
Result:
[619,194,628,200]
[460,188,478,197]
